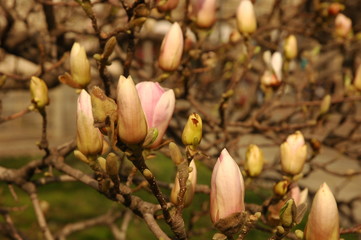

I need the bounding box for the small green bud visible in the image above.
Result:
[102,36,117,60]
[295,229,304,239]
[169,142,183,165]
[90,86,118,124]
[280,199,296,228]
[142,128,159,148]
[182,113,202,150]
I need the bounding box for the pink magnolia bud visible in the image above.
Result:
[117,75,148,144]
[157,0,179,12]
[136,81,175,148]
[236,0,257,35]
[158,22,184,72]
[280,131,307,175]
[76,90,103,156]
[189,0,216,28]
[305,183,339,240]
[70,42,91,88]
[170,160,197,207]
[210,149,245,223]
[289,184,308,206]
[335,13,352,38]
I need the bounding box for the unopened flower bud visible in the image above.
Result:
[97,157,107,172]
[90,86,117,124]
[102,36,117,60]
[280,199,296,228]
[182,113,202,150]
[305,183,339,240]
[106,152,119,177]
[169,142,183,165]
[210,149,245,223]
[335,13,352,38]
[319,94,331,115]
[70,42,91,88]
[189,0,216,28]
[158,22,184,72]
[280,131,307,175]
[236,0,257,35]
[244,144,264,177]
[77,90,103,156]
[284,35,298,60]
[117,75,147,144]
[30,76,49,109]
[273,180,289,196]
[170,160,197,207]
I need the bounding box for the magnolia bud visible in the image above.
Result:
[236,0,257,35]
[319,94,331,115]
[90,86,117,124]
[76,90,103,156]
[335,13,352,38]
[284,35,298,60]
[182,113,202,150]
[70,42,91,88]
[280,199,296,228]
[158,22,184,72]
[169,142,183,165]
[244,144,264,177]
[30,76,49,109]
[280,131,307,175]
[170,160,197,207]
[305,183,339,240]
[210,149,245,223]
[106,153,119,177]
[273,180,289,196]
[116,75,147,144]
[189,0,216,28]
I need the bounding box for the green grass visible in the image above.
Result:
[0,155,359,240]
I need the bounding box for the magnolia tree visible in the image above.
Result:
[1,0,361,239]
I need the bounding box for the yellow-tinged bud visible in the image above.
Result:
[182,113,202,149]
[97,157,107,172]
[169,142,183,165]
[244,144,264,177]
[106,153,119,177]
[280,131,307,175]
[90,86,117,124]
[274,180,289,196]
[170,160,197,207]
[335,13,352,38]
[319,94,331,115]
[30,76,49,109]
[70,42,91,88]
[280,199,296,228]
[236,0,257,35]
[284,35,298,60]
[102,37,117,60]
